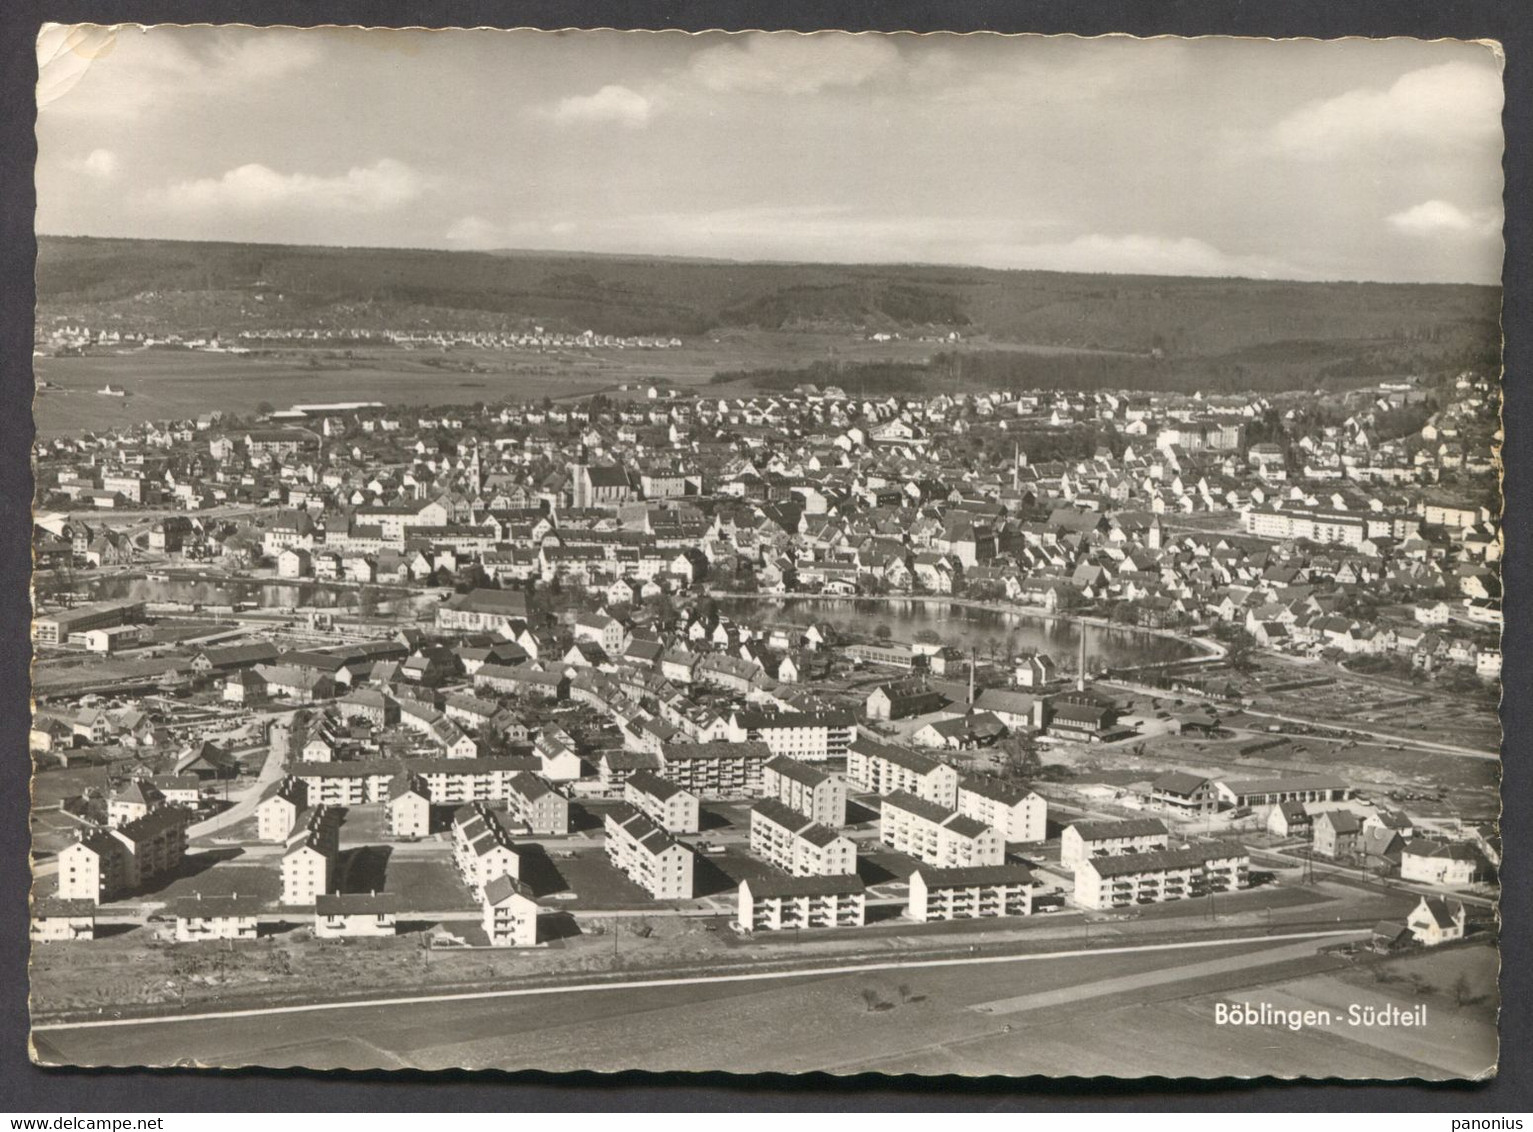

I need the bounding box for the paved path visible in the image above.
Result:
[970,937,1340,1015]
[187,734,287,839]
[33,927,1366,1033]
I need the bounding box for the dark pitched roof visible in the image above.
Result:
[1069,817,1169,842]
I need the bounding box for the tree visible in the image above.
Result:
[1453,972,1475,1008]
[874,623,893,641]
[998,731,1041,781]
[860,987,882,1013]
[1223,627,1259,673]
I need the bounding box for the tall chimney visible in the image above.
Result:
[1077,629,1087,693]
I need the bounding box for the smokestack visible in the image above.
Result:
[969,647,976,706]
[1078,630,1087,693]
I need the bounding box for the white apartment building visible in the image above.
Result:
[604,805,695,899]
[624,770,701,835]
[907,864,1037,923]
[1074,842,1249,910]
[846,736,959,808]
[761,755,847,828]
[452,803,522,899]
[956,775,1047,844]
[880,791,1004,868]
[738,874,866,932]
[750,799,858,878]
[657,741,771,798]
[1059,817,1171,872]
[482,873,540,947]
[726,710,857,763]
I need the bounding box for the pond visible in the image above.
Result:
[716,597,1198,671]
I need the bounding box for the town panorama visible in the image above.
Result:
[27,249,1501,1077]
[24,27,1504,1080]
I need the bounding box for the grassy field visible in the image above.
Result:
[32,349,618,436]
[31,330,989,436]
[37,934,1484,1077]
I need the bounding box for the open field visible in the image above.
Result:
[34,933,1490,1078]
[33,349,616,436]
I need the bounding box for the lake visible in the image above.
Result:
[717,597,1198,670]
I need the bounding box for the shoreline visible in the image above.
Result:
[710,590,1225,664]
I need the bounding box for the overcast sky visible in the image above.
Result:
[35,26,1505,284]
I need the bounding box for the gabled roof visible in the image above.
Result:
[1069,817,1169,842]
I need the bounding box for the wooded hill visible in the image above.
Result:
[37,236,1502,367]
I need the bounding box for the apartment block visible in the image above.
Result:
[1074,842,1250,910]
[762,755,847,827]
[1059,817,1171,872]
[738,874,866,932]
[750,799,858,878]
[604,804,695,899]
[880,791,1004,868]
[657,740,771,798]
[956,775,1047,844]
[624,770,701,835]
[907,864,1036,923]
[847,736,959,808]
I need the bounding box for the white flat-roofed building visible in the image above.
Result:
[604,804,695,900]
[847,736,959,808]
[738,873,865,932]
[880,791,1004,868]
[908,864,1037,923]
[762,755,847,827]
[750,799,858,877]
[624,770,701,835]
[1060,818,1171,872]
[956,775,1046,844]
[1074,842,1249,910]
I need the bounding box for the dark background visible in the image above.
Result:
[1,0,1527,1112]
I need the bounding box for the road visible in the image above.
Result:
[34,926,1365,1034]
[1257,844,1500,910]
[33,929,1387,1074]
[186,731,287,839]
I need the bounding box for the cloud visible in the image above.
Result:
[444,215,504,247]
[988,233,1307,279]
[445,216,581,249]
[1386,199,1501,239]
[69,147,118,178]
[1271,60,1502,159]
[552,84,653,127]
[688,32,903,95]
[39,24,326,118]
[165,158,426,214]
